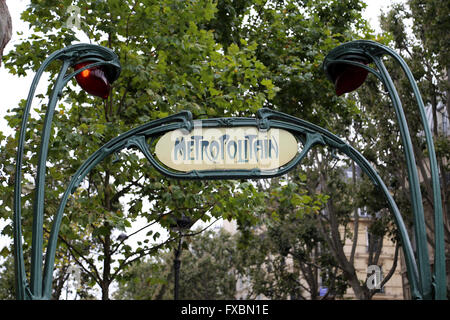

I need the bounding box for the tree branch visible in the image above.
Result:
[44,227,102,284]
[111,236,176,281]
[110,211,170,255]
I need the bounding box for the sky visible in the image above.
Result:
[0,0,404,290]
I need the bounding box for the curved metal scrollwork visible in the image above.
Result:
[41,108,421,299]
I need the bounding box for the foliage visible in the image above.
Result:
[232,173,348,300]
[114,229,239,300]
[0,255,15,300]
[1,0,277,299]
[0,0,413,300]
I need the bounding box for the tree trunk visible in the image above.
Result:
[316,166,371,300]
[0,0,11,65]
[346,272,369,300]
[101,170,112,300]
[101,282,110,301]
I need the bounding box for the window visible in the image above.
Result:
[358,207,369,218]
[366,228,382,253]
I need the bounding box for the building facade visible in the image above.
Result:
[223,212,406,300]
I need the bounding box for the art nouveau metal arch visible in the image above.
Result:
[13,42,445,301]
[36,108,421,299]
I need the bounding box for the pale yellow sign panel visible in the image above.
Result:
[155,127,298,172]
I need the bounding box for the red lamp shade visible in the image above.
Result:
[333,58,368,96]
[74,61,111,99]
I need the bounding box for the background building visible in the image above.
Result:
[223,208,406,300]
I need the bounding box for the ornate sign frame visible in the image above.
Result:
[40,108,420,301]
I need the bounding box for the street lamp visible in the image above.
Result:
[168,214,195,300]
[323,40,446,300]
[13,44,121,300]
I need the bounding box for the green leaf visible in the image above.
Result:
[0,247,10,258]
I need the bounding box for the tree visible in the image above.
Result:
[232,174,347,300]
[114,229,239,300]
[228,0,403,300]
[0,0,275,299]
[0,255,15,299]
[363,0,449,297]
[0,0,11,65]
[0,0,397,300]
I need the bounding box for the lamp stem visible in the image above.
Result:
[13,48,69,300]
[373,56,432,299]
[13,44,121,300]
[29,60,71,298]
[388,50,447,300]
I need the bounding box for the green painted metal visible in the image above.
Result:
[323,40,446,300]
[40,107,421,300]
[13,44,120,300]
[13,41,445,301]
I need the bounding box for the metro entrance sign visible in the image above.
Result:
[155,126,298,172]
[13,41,446,300]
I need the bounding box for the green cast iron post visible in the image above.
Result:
[13,44,120,300]
[323,40,446,300]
